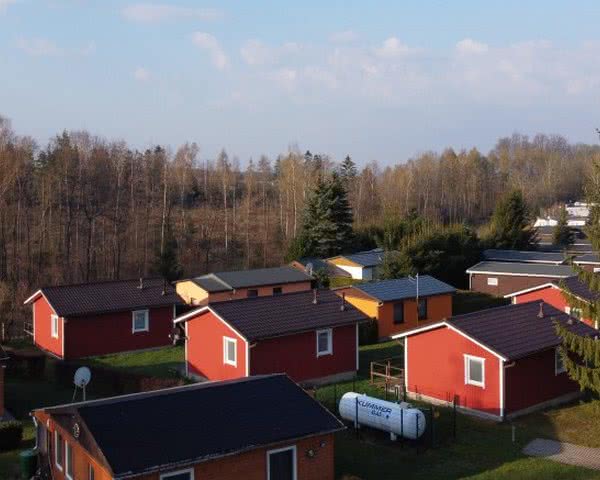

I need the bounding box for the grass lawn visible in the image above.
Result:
[0,423,35,480]
[452,290,510,315]
[84,345,184,379]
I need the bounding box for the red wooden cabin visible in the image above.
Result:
[24,278,183,360]
[175,289,367,385]
[394,301,596,420]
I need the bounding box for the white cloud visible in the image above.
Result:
[134,66,150,81]
[191,32,229,70]
[329,30,357,43]
[17,37,63,56]
[455,38,489,55]
[122,4,221,23]
[269,68,297,91]
[0,0,16,14]
[240,39,300,66]
[374,37,419,58]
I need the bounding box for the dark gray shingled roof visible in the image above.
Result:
[294,257,352,278]
[553,277,600,304]
[574,253,600,264]
[28,278,182,317]
[190,266,313,293]
[354,276,455,302]
[466,261,577,278]
[37,375,343,479]
[482,249,566,264]
[206,289,368,341]
[334,248,385,267]
[447,301,597,360]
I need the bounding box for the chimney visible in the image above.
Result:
[537,302,544,318]
[340,292,346,312]
[138,277,144,290]
[313,288,318,305]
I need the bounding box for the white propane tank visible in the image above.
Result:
[339,392,426,440]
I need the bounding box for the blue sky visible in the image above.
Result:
[2,0,600,165]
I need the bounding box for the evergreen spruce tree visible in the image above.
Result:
[557,155,600,395]
[152,224,183,282]
[552,205,574,247]
[339,155,357,181]
[487,189,537,249]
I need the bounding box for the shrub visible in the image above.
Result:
[359,319,378,345]
[0,420,23,451]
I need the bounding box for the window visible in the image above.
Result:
[487,277,498,286]
[393,302,404,324]
[51,314,59,339]
[160,468,194,480]
[316,329,332,357]
[247,289,259,297]
[273,287,283,296]
[267,446,297,480]
[417,298,428,321]
[555,347,566,375]
[223,337,237,366]
[65,441,74,480]
[132,309,149,333]
[89,464,95,480]
[464,355,485,388]
[54,431,64,471]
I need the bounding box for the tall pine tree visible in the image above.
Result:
[557,155,600,395]
[552,205,574,247]
[487,189,537,249]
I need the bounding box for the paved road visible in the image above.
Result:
[523,438,600,471]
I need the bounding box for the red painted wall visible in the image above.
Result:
[514,287,595,327]
[33,296,63,358]
[186,311,247,381]
[250,324,357,383]
[406,327,501,416]
[505,348,579,414]
[65,306,174,359]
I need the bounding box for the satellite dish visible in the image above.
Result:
[74,367,91,388]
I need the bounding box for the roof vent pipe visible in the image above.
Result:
[537,302,544,318]
[138,278,144,290]
[313,288,318,305]
[340,292,346,311]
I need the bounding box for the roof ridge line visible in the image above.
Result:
[42,276,168,290]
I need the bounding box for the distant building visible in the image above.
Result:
[24,278,182,360]
[33,374,344,480]
[482,249,566,265]
[336,276,455,339]
[573,253,600,272]
[175,266,313,305]
[175,289,367,385]
[327,248,386,280]
[505,276,599,329]
[466,261,576,297]
[394,301,597,420]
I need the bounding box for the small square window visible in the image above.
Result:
[555,347,566,375]
[417,298,428,320]
[51,314,59,339]
[487,277,498,286]
[273,287,283,296]
[465,355,485,388]
[132,310,149,333]
[316,329,332,356]
[393,303,404,324]
[223,337,237,366]
[247,289,259,297]
[267,446,296,480]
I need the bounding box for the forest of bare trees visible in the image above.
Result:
[1,113,599,322]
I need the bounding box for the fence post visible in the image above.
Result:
[400,408,404,439]
[384,381,388,401]
[333,384,337,411]
[355,396,359,436]
[430,406,435,448]
[453,395,457,440]
[416,411,420,454]
[403,383,407,402]
[353,377,356,393]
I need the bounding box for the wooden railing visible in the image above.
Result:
[370,357,404,390]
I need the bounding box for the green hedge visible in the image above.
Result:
[359,319,379,345]
[0,420,23,451]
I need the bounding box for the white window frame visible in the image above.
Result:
[464,354,485,388]
[267,445,297,480]
[316,328,333,357]
[65,440,74,480]
[555,347,566,375]
[51,314,59,339]
[223,337,237,367]
[54,430,63,471]
[89,463,95,480]
[159,468,195,480]
[487,277,498,286]
[131,309,149,333]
